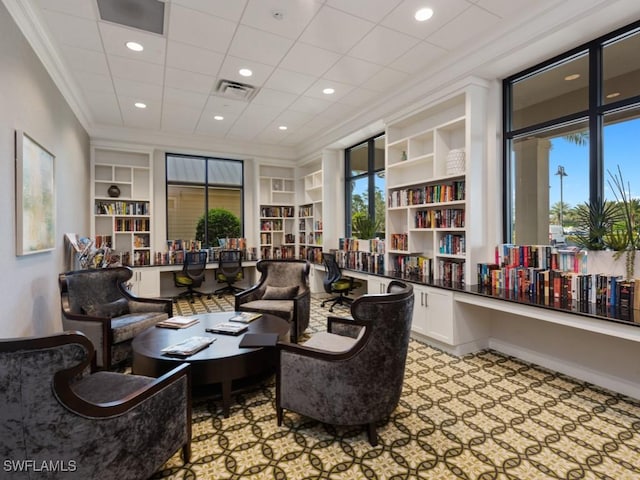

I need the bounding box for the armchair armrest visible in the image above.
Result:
[234,283,264,309]
[327,315,364,338]
[277,340,359,362]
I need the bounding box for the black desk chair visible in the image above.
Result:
[173,251,209,303]
[213,250,244,298]
[321,252,362,312]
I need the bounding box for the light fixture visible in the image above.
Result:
[322,87,335,95]
[214,115,224,121]
[564,73,580,81]
[134,102,146,109]
[606,92,621,99]
[126,41,144,52]
[278,125,288,130]
[239,68,253,77]
[414,7,434,22]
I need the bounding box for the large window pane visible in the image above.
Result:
[603,29,640,105]
[511,52,588,130]
[167,185,204,240]
[603,110,640,201]
[348,144,368,176]
[509,121,588,245]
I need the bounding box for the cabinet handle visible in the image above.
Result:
[424,292,428,307]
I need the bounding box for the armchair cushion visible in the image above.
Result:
[71,371,154,403]
[112,312,169,344]
[303,331,361,353]
[263,285,299,300]
[83,298,130,318]
[239,300,294,321]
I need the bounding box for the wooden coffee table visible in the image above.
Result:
[132,312,289,417]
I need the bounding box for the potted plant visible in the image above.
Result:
[352,214,381,239]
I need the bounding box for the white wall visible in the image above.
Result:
[0,3,89,338]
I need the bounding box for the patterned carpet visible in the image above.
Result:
[150,294,640,480]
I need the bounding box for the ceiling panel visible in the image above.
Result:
[165,41,225,76]
[167,4,236,54]
[170,0,248,22]
[325,0,402,23]
[279,42,341,77]
[298,6,374,54]
[240,0,322,39]
[227,25,295,66]
[98,22,166,65]
[348,25,420,65]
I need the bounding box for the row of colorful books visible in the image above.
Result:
[388,181,465,208]
[332,250,384,274]
[477,262,640,309]
[260,206,294,218]
[495,243,587,273]
[389,254,433,279]
[337,237,385,254]
[414,208,464,229]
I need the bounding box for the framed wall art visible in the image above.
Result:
[15,130,55,256]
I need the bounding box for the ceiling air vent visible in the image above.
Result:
[215,79,259,102]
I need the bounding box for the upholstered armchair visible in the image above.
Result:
[59,267,172,369]
[0,331,191,480]
[235,259,310,343]
[276,280,414,446]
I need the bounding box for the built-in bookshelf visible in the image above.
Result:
[334,238,385,274]
[259,165,296,259]
[298,166,324,264]
[92,145,153,266]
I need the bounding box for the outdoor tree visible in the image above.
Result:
[195,208,241,247]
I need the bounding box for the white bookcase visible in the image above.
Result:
[91,144,154,266]
[259,165,296,259]
[298,163,323,264]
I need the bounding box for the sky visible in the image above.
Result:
[549,116,640,208]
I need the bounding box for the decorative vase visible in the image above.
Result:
[107,185,121,198]
[446,149,465,175]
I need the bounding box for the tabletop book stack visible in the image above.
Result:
[156,316,199,329]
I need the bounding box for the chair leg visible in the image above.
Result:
[276,407,283,426]
[182,443,191,463]
[367,423,378,446]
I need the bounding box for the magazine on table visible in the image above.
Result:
[228,311,262,323]
[156,316,199,329]
[161,336,215,356]
[205,322,249,336]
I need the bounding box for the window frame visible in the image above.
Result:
[344,133,386,238]
[165,153,244,247]
[502,19,640,242]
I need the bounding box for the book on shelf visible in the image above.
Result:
[161,336,215,356]
[156,316,199,329]
[229,311,262,323]
[206,322,249,336]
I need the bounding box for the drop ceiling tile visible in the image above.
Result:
[324,0,402,23]
[217,56,275,87]
[168,4,237,54]
[113,78,163,104]
[60,45,110,75]
[228,25,294,66]
[303,79,354,101]
[84,92,122,124]
[361,67,410,92]
[273,109,315,126]
[251,88,298,108]
[390,40,447,74]
[98,22,166,65]
[240,0,322,39]
[166,41,225,76]
[263,68,317,95]
[335,87,379,107]
[349,25,419,66]
[119,97,161,129]
[288,95,332,114]
[317,102,358,120]
[35,0,98,20]
[323,56,383,85]
[427,5,500,51]
[202,95,249,117]
[170,0,248,22]
[164,68,216,95]
[476,0,554,19]
[196,111,237,135]
[161,104,201,133]
[279,42,341,77]
[39,10,103,51]
[108,56,164,85]
[74,71,114,94]
[381,0,470,40]
[299,6,374,54]
[163,87,209,110]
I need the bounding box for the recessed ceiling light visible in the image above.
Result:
[414,7,434,22]
[278,125,288,130]
[564,73,580,81]
[606,92,621,99]
[322,87,335,95]
[126,41,144,52]
[214,115,224,121]
[239,68,253,77]
[134,102,146,109]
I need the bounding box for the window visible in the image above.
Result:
[345,134,385,238]
[503,20,640,246]
[166,154,243,247]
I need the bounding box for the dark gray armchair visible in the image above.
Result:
[0,331,191,480]
[235,260,310,343]
[276,280,414,446]
[59,267,172,369]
